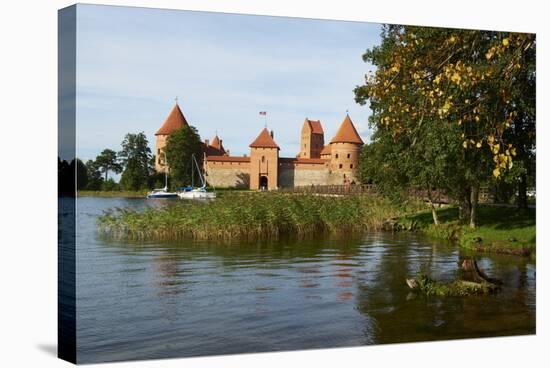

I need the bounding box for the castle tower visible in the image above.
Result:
[249,128,279,190]
[155,102,189,173]
[299,118,324,159]
[329,114,364,182]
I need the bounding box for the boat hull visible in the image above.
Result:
[178,191,216,199]
[146,193,178,199]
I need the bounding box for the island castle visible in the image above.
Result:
[155,103,364,190]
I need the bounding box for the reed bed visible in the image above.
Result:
[97,192,424,241]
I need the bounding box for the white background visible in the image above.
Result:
[0,0,547,367]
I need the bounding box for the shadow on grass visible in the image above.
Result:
[406,207,457,226]
[407,205,535,230]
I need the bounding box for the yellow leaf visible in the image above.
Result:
[493,168,500,177]
[463,141,468,148]
[476,142,482,148]
[502,38,509,46]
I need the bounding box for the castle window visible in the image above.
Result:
[335,154,339,159]
[350,164,353,169]
[157,149,160,155]
[261,156,265,163]
[347,153,351,158]
[339,164,343,169]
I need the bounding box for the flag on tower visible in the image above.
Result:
[259,111,267,116]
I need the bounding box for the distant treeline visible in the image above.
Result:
[59,124,203,194]
[58,132,165,195]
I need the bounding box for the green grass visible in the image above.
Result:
[402,205,536,256]
[98,192,425,241]
[78,190,149,198]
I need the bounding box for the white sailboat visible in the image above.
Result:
[146,169,178,199]
[178,154,216,199]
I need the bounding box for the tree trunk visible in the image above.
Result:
[469,184,479,229]
[427,187,439,226]
[517,173,528,210]
[458,188,471,224]
[461,258,502,285]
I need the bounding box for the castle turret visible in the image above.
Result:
[299,118,325,159]
[249,128,279,190]
[154,103,189,172]
[329,114,363,182]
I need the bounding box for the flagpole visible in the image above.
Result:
[259,111,267,128]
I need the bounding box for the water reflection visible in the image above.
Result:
[76,197,535,364]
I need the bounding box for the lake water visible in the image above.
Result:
[74,197,535,364]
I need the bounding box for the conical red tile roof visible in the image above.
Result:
[330,114,364,144]
[155,103,189,135]
[249,128,279,149]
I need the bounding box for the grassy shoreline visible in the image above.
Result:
[399,205,536,257]
[98,192,425,241]
[94,192,535,257]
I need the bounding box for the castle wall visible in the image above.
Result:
[327,170,359,185]
[278,161,330,187]
[205,160,250,188]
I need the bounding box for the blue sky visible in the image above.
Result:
[75,4,381,160]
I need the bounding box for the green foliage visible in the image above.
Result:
[356,129,408,200]
[75,158,88,190]
[354,25,536,226]
[403,205,535,254]
[118,132,152,191]
[148,171,166,190]
[164,126,203,188]
[415,273,497,296]
[98,193,425,241]
[85,159,103,190]
[94,148,122,181]
[101,178,120,191]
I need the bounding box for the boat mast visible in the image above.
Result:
[193,154,206,187]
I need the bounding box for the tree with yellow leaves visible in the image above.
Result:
[355,25,535,227]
